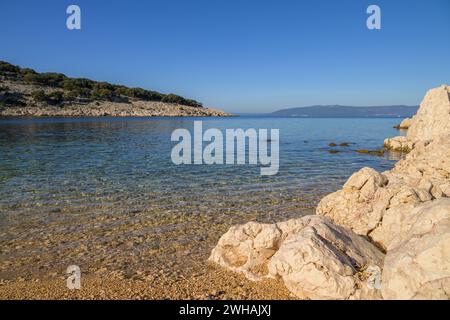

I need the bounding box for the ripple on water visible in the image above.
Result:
[0,117,401,279]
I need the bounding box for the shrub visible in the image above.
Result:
[63,90,78,102]
[62,79,77,91]
[0,61,20,74]
[114,86,130,97]
[38,73,67,87]
[161,94,201,107]
[161,93,185,104]
[0,60,204,108]
[31,90,47,102]
[23,72,40,83]
[184,99,203,108]
[47,91,64,104]
[91,88,113,100]
[20,68,37,77]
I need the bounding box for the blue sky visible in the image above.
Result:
[0,0,449,113]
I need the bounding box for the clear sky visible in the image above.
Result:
[0,0,449,113]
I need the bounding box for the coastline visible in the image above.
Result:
[208,85,450,300]
[0,73,232,117]
[0,101,232,118]
[1,86,448,300]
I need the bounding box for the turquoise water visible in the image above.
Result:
[0,117,403,278]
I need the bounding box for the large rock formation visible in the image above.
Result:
[407,85,450,142]
[385,85,450,151]
[316,167,391,236]
[210,84,450,299]
[381,199,450,299]
[318,135,450,249]
[209,215,384,299]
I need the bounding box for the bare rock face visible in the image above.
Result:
[384,85,449,151]
[407,85,450,142]
[208,221,282,281]
[381,199,450,300]
[211,84,450,300]
[316,167,391,236]
[398,117,413,129]
[318,135,450,249]
[268,217,384,300]
[209,215,384,299]
[391,135,450,184]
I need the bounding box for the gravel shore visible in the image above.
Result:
[0,264,293,300]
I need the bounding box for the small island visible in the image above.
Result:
[0,61,230,117]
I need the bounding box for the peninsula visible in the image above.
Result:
[0,61,229,117]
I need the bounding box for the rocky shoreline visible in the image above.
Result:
[0,101,230,118]
[209,85,450,300]
[0,78,231,117]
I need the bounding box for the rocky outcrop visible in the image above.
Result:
[407,85,450,142]
[381,199,450,299]
[316,167,390,236]
[394,117,413,130]
[0,80,230,117]
[268,217,384,300]
[210,84,450,299]
[385,85,450,151]
[209,215,384,299]
[383,136,414,152]
[318,135,450,249]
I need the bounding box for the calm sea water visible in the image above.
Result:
[0,117,403,279]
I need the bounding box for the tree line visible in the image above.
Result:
[0,61,203,108]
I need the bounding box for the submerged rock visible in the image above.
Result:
[383,136,414,152]
[355,149,386,156]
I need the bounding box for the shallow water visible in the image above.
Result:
[0,117,403,280]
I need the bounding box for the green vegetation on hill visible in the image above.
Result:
[0,61,203,108]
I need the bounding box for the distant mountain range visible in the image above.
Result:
[270,105,419,118]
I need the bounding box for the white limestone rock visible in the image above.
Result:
[209,215,384,299]
[384,85,449,152]
[268,217,384,300]
[316,167,391,236]
[381,199,450,300]
[407,85,450,142]
[398,117,413,129]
